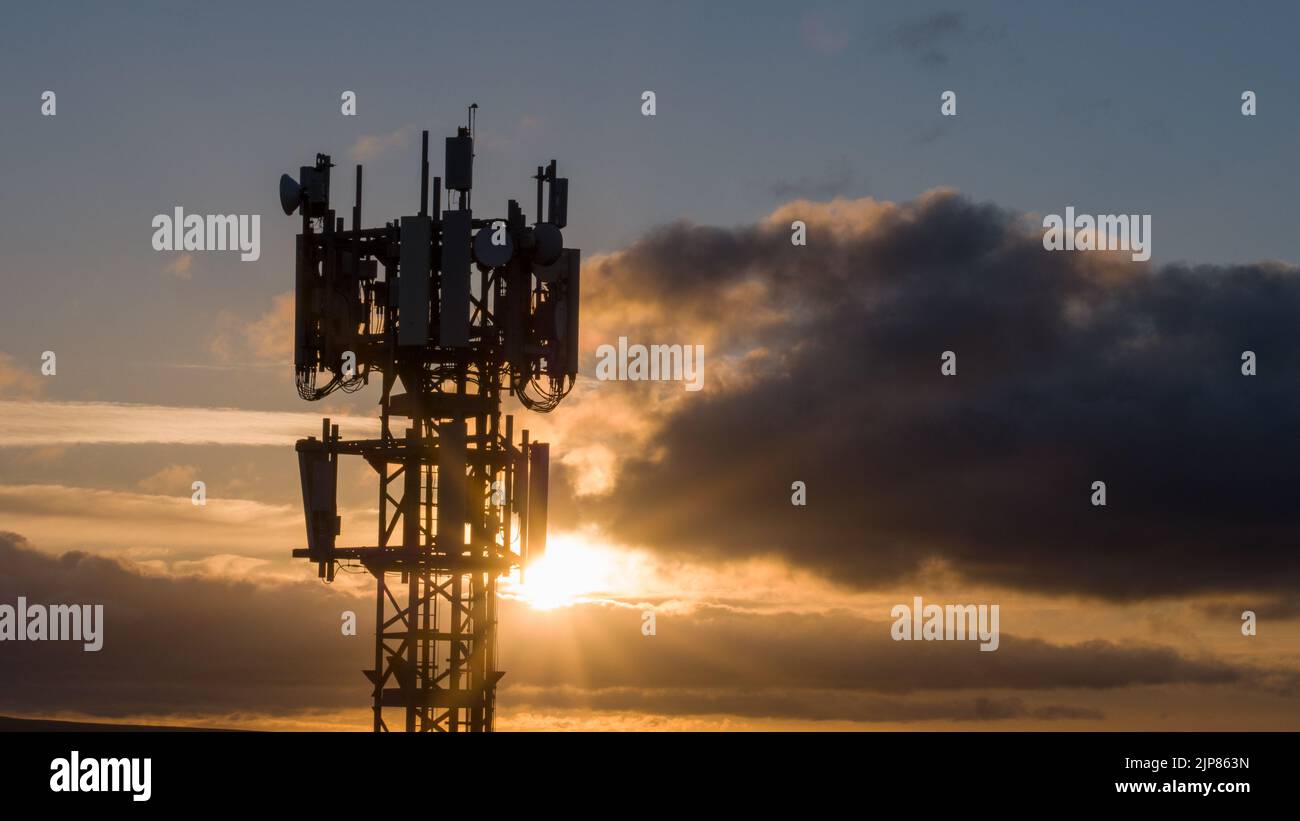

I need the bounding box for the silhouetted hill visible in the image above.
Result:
[0,715,238,732]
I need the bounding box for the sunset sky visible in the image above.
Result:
[2,1,1299,730]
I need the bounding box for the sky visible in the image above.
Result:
[1,1,1299,730]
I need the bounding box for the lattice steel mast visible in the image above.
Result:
[279,107,579,731]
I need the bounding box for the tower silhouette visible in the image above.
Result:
[280,107,579,731]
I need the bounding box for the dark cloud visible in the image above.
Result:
[502,603,1265,695]
[765,156,860,200]
[499,601,1295,723]
[911,120,951,146]
[1195,595,1300,621]
[504,686,1105,724]
[0,532,367,718]
[570,190,1300,599]
[5,534,1284,724]
[884,11,966,67]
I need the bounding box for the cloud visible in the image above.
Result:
[558,190,1300,600]
[209,291,294,364]
[0,484,304,566]
[504,686,1103,724]
[0,399,377,448]
[0,352,43,398]
[136,464,200,495]
[1196,595,1300,621]
[884,10,966,67]
[349,125,414,163]
[163,253,194,279]
[0,483,380,575]
[502,602,1271,695]
[911,120,952,146]
[3,533,1291,726]
[765,155,860,200]
[10,446,67,467]
[0,533,364,718]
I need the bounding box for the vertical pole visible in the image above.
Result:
[485,573,497,730]
[535,166,544,224]
[353,166,363,233]
[373,572,385,732]
[520,429,530,568]
[419,131,429,218]
[474,575,483,733]
[505,414,515,580]
[449,573,462,732]
[403,426,420,732]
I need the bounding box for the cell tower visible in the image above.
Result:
[278,106,579,732]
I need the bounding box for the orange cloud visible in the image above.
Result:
[0,398,378,447]
[136,463,200,495]
[164,252,194,279]
[349,125,414,163]
[0,352,43,398]
[209,292,295,364]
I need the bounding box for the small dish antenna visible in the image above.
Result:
[279,173,303,215]
[473,223,514,268]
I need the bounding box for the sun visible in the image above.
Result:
[507,533,624,610]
